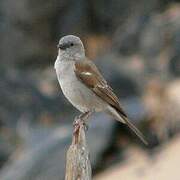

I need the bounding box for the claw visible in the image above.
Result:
[73,111,93,140]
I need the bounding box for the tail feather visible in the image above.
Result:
[107,106,148,145]
[122,116,148,145]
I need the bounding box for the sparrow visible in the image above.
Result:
[54,35,147,145]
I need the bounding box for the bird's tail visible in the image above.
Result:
[107,106,148,145]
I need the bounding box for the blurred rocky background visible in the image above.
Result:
[0,0,180,179]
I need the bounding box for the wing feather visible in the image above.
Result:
[74,59,127,117]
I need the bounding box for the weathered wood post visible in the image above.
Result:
[65,117,92,180]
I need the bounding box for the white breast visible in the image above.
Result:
[54,57,107,112]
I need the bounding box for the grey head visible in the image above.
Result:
[57,35,85,60]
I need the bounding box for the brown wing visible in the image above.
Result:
[74,59,127,117]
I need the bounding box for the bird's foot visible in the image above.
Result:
[73,111,93,135]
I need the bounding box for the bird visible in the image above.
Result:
[54,35,148,145]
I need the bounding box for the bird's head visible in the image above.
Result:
[57,35,85,60]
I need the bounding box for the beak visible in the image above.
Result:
[57,43,69,50]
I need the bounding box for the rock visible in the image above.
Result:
[95,135,180,180]
[142,80,180,141]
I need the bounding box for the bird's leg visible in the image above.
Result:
[78,111,93,121]
[73,111,93,135]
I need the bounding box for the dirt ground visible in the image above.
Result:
[95,135,180,180]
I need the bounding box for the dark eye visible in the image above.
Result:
[70,43,74,46]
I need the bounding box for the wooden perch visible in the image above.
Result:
[65,117,92,180]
